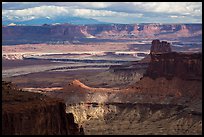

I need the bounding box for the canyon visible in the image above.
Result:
[2,1,202,134]
[2,23,202,135]
[40,50,201,135]
[17,40,201,135]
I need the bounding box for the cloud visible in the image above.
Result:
[170,16,179,18]
[115,2,202,16]
[2,2,202,24]
[3,2,201,15]
[2,5,143,21]
[74,2,111,9]
[3,6,69,21]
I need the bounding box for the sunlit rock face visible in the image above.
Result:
[66,103,202,135]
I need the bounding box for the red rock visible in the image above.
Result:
[145,52,202,80]
[150,39,172,54]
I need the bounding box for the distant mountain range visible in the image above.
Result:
[3,16,110,26]
[2,23,202,45]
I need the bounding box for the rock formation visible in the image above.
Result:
[2,81,83,135]
[145,39,202,80]
[146,52,202,80]
[150,39,172,54]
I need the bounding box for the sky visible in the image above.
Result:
[2,2,202,24]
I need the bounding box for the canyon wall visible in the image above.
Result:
[2,24,202,45]
[2,81,83,135]
[145,39,202,80]
[145,52,202,80]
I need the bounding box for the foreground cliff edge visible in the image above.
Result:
[2,81,84,135]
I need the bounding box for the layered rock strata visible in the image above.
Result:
[2,24,202,45]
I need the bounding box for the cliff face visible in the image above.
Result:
[2,24,84,44]
[2,24,202,45]
[145,39,202,80]
[2,81,83,135]
[145,52,202,80]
